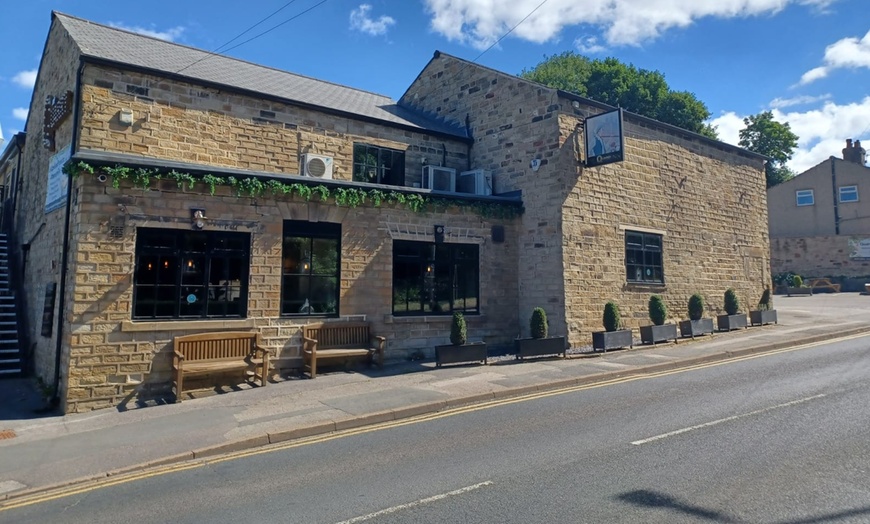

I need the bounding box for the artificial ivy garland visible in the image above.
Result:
[63,161,523,219]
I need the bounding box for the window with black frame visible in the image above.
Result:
[625,231,663,283]
[392,240,479,316]
[281,221,340,317]
[133,228,250,319]
[353,143,405,186]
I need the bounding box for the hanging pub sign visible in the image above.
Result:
[584,108,625,168]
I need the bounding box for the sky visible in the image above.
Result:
[1,0,868,174]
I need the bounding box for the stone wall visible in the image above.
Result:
[771,235,870,279]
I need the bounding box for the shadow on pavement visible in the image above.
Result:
[0,378,57,421]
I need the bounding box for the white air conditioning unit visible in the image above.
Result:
[301,154,334,179]
[422,165,457,192]
[458,169,493,196]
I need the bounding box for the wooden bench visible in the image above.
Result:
[302,322,385,378]
[172,331,269,401]
[807,278,841,293]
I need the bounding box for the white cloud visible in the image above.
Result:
[769,94,831,109]
[12,69,37,89]
[0,122,4,143]
[350,4,396,36]
[12,108,28,121]
[424,0,835,50]
[710,97,870,173]
[574,36,606,54]
[799,29,870,85]
[108,22,185,42]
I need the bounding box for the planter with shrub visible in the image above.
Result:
[435,312,488,367]
[640,295,678,344]
[679,293,715,338]
[717,288,748,331]
[787,275,813,296]
[592,301,633,352]
[749,288,778,326]
[515,307,566,359]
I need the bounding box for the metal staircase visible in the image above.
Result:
[0,233,22,377]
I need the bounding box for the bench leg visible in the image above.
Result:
[175,370,184,403]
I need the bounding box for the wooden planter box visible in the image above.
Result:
[640,324,678,344]
[679,318,714,338]
[515,336,566,360]
[435,342,488,367]
[749,309,778,326]
[787,287,813,296]
[592,329,633,352]
[717,314,748,331]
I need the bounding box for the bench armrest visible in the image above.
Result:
[371,335,386,367]
[302,336,318,355]
[173,349,185,362]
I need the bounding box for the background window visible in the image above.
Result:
[625,231,663,284]
[282,221,340,317]
[353,144,405,186]
[796,189,814,206]
[134,229,249,319]
[392,240,479,316]
[839,185,859,203]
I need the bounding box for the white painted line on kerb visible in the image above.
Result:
[335,481,494,524]
[631,394,826,446]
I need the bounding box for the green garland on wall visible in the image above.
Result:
[63,161,523,219]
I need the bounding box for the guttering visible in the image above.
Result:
[51,59,85,407]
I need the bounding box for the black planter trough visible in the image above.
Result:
[717,314,748,331]
[640,324,678,344]
[679,318,715,338]
[435,342,488,367]
[749,309,778,326]
[592,329,633,352]
[515,336,566,360]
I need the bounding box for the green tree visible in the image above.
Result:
[520,52,716,138]
[738,111,799,188]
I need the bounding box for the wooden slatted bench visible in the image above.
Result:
[302,322,385,378]
[808,278,841,293]
[172,331,269,401]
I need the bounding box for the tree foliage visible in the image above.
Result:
[520,52,717,138]
[738,111,799,188]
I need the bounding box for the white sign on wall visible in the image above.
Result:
[848,238,870,260]
[45,143,71,214]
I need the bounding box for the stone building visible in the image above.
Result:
[768,139,870,281]
[4,12,769,412]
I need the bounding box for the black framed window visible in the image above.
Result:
[353,143,405,186]
[625,231,663,284]
[282,221,340,317]
[392,240,479,316]
[134,228,250,319]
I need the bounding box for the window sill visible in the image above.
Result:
[121,318,256,332]
[385,314,483,324]
[625,282,666,291]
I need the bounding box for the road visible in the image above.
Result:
[3,335,870,523]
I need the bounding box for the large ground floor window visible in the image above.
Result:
[282,221,340,317]
[134,228,250,319]
[625,230,663,284]
[393,240,479,316]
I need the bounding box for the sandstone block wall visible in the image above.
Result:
[771,235,870,279]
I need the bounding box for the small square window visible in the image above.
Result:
[839,185,859,203]
[795,189,814,206]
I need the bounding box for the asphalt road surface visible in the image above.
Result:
[4,334,870,524]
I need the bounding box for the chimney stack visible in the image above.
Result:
[842,138,866,165]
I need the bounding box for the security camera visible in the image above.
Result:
[97,174,108,183]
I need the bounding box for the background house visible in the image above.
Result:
[768,139,870,285]
[4,12,769,413]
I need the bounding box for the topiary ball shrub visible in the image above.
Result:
[603,301,621,332]
[450,312,467,346]
[688,293,705,321]
[758,288,773,311]
[724,288,740,316]
[648,295,667,326]
[530,307,548,339]
[792,275,803,288]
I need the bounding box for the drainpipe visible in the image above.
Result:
[831,156,840,235]
[51,59,85,408]
[465,114,472,171]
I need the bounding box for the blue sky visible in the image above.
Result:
[1,0,868,173]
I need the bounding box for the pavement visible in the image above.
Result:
[1,292,869,504]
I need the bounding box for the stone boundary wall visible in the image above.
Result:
[771,235,870,279]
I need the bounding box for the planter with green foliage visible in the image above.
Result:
[515,307,566,359]
[786,275,813,296]
[592,301,633,352]
[435,312,487,367]
[717,288,748,331]
[749,288,778,326]
[640,295,679,344]
[679,293,714,338]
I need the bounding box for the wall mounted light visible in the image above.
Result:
[191,208,207,229]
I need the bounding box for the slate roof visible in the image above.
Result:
[54,12,468,139]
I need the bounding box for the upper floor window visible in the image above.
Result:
[353,144,405,186]
[392,240,479,316]
[839,185,859,203]
[625,231,663,284]
[282,221,340,317]
[795,189,814,206]
[133,228,250,320]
